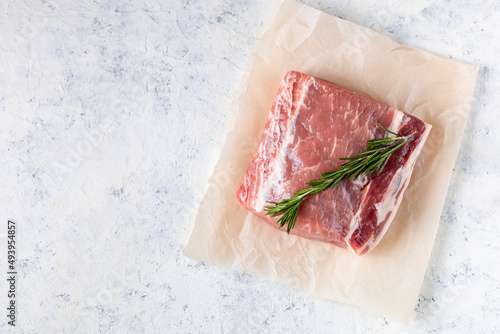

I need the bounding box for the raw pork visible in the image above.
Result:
[237,71,431,255]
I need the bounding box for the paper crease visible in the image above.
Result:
[183,0,478,324]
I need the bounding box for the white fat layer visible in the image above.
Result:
[344,109,406,248]
[345,111,432,255]
[254,77,315,211]
[359,123,432,254]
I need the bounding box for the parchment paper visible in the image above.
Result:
[182,0,478,323]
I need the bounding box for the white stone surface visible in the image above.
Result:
[0,0,498,333]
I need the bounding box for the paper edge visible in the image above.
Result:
[182,0,481,325]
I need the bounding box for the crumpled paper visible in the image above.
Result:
[182,0,478,323]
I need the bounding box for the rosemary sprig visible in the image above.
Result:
[264,124,408,234]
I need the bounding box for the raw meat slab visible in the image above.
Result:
[237,71,431,255]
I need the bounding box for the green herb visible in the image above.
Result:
[264,124,408,233]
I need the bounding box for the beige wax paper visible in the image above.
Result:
[182,0,478,323]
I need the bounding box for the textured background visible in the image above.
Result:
[0,0,498,333]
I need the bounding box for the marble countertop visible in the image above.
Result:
[0,0,498,333]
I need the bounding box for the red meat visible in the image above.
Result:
[237,71,431,255]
